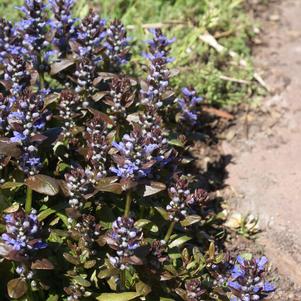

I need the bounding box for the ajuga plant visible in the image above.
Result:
[0,1,275,300]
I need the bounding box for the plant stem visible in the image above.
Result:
[40,72,45,90]
[124,190,132,218]
[25,187,33,214]
[164,221,176,242]
[120,269,126,290]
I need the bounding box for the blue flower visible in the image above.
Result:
[1,208,47,254]
[105,19,131,68]
[227,255,276,301]
[263,282,275,292]
[108,217,142,270]
[256,256,268,271]
[228,281,242,291]
[141,29,175,108]
[10,131,27,143]
[110,128,163,180]
[176,87,203,125]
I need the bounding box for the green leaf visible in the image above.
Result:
[241,252,253,261]
[25,175,60,196]
[155,207,169,221]
[97,292,140,301]
[73,276,91,287]
[38,208,56,222]
[63,253,80,265]
[134,219,158,233]
[168,236,192,248]
[168,139,185,148]
[180,215,201,227]
[84,260,96,269]
[209,241,215,259]
[98,268,118,279]
[0,182,24,189]
[7,278,28,299]
[56,212,69,227]
[135,281,151,296]
[46,294,59,301]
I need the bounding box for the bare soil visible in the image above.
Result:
[223,0,301,299]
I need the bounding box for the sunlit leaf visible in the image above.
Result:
[50,59,74,75]
[143,181,166,197]
[168,236,192,248]
[96,292,140,301]
[0,182,24,189]
[25,175,60,196]
[180,215,201,227]
[155,207,169,221]
[7,278,28,299]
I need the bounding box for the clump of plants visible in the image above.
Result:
[0,1,275,300]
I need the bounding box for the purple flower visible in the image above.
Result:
[104,19,131,69]
[84,116,110,179]
[7,91,50,175]
[227,255,276,300]
[16,0,51,55]
[1,207,47,255]
[185,279,206,301]
[107,217,142,270]
[110,127,164,180]
[65,165,95,208]
[4,55,31,96]
[0,18,26,62]
[141,29,175,108]
[71,10,106,95]
[176,87,203,125]
[166,175,208,222]
[10,131,27,143]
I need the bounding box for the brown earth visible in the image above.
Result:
[223,0,301,299]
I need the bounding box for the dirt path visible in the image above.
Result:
[223,0,301,295]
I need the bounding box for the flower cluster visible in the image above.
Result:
[65,165,94,208]
[166,175,209,222]
[58,89,82,137]
[103,77,135,118]
[176,87,203,125]
[84,117,110,179]
[8,90,50,175]
[227,256,275,301]
[50,0,77,55]
[4,55,31,96]
[0,94,13,134]
[0,18,25,61]
[16,0,52,63]
[64,283,91,301]
[148,240,169,272]
[0,1,277,300]
[69,214,101,249]
[73,10,106,94]
[185,279,205,301]
[1,208,46,255]
[141,29,175,108]
[110,127,163,180]
[107,217,142,270]
[105,19,130,69]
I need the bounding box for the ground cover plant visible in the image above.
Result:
[0,0,276,300]
[0,0,264,107]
